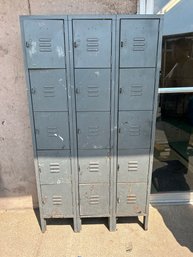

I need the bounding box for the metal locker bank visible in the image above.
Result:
[20,15,163,232]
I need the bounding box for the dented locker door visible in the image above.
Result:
[78,150,110,183]
[117,183,147,216]
[38,150,71,185]
[118,111,152,149]
[118,149,150,183]
[41,184,73,218]
[79,184,109,216]
[119,68,155,111]
[23,20,65,68]
[29,69,68,111]
[72,19,112,68]
[77,112,110,149]
[75,69,111,111]
[120,19,159,67]
[34,112,70,150]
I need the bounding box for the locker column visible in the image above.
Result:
[71,18,114,228]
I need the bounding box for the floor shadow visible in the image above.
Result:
[153,204,193,252]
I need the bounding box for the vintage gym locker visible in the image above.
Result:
[20,15,163,232]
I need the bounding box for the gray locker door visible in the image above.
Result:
[117,183,147,216]
[23,20,65,68]
[29,69,68,111]
[75,69,111,111]
[41,184,73,218]
[119,68,156,111]
[118,111,152,149]
[120,19,159,67]
[38,150,71,185]
[79,184,109,216]
[77,112,110,149]
[118,149,150,183]
[34,112,70,150]
[72,19,112,68]
[78,150,110,183]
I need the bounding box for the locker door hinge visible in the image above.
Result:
[75,88,80,94]
[119,88,122,94]
[78,165,80,172]
[120,41,124,47]
[117,198,120,203]
[73,41,78,48]
[42,196,47,205]
[25,40,32,48]
[38,166,41,173]
[77,128,80,134]
[118,128,121,133]
[117,164,120,171]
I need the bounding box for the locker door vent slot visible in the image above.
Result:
[130,85,143,96]
[52,195,62,205]
[89,162,99,172]
[49,163,60,173]
[39,38,52,52]
[89,195,100,205]
[43,85,55,97]
[47,127,58,137]
[129,125,140,136]
[128,161,138,172]
[133,37,145,51]
[87,38,99,52]
[127,194,137,204]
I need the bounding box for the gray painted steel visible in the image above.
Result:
[20,15,163,232]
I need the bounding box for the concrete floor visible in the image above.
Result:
[1,205,193,257]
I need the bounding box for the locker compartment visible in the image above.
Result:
[79,183,109,216]
[23,20,65,68]
[77,112,110,149]
[29,69,68,111]
[116,183,147,216]
[118,149,150,183]
[38,150,71,185]
[75,69,111,111]
[41,184,73,218]
[120,19,159,67]
[34,112,70,150]
[78,150,110,183]
[118,111,152,149]
[119,68,156,111]
[72,19,112,68]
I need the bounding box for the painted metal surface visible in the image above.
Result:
[120,19,159,67]
[72,19,112,68]
[75,69,111,111]
[23,19,65,68]
[119,68,156,111]
[34,111,70,150]
[29,69,68,111]
[20,15,162,232]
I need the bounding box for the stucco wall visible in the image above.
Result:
[0,0,137,209]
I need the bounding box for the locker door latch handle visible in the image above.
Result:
[117,198,120,203]
[25,41,31,48]
[120,41,124,47]
[75,88,80,94]
[73,41,78,48]
[118,128,121,133]
[77,128,80,134]
[119,88,122,94]
[31,88,36,94]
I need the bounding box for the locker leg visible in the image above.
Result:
[143,216,148,231]
[109,216,116,232]
[41,218,47,233]
[73,217,81,233]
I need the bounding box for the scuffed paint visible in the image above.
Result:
[54,133,64,141]
[56,46,64,58]
[29,41,37,57]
